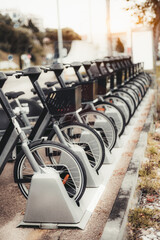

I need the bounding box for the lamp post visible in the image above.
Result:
[106,0,112,56]
[56,0,63,63]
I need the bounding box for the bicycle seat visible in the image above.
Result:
[45,81,58,87]
[5,91,25,100]
[65,80,77,85]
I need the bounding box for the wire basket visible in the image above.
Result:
[97,76,109,95]
[45,85,82,116]
[79,80,98,102]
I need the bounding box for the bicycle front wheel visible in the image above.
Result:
[14,140,87,202]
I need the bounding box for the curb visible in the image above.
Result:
[100,103,155,240]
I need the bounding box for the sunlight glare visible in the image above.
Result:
[110,0,131,33]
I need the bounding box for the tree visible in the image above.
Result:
[28,19,39,33]
[45,27,81,41]
[125,0,160,59]
[0,13,44,67]
[0,13,13,26]
[45,27,82,59]
[115,38,124,53]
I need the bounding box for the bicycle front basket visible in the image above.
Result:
[80,79,98,102]
[97,76,109,95]
[45,85,82,116]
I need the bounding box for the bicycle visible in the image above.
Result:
[5,67,106,172]
[0,71,87,203]
[83,57,150,126]
[42,63,118,151]
[68,61,126,136]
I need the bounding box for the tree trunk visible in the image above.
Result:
[19,54,23,69]
[153,24,160,59]
[153,6,160,60]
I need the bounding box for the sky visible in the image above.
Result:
[0,0,154,70]
[0,0,131,34]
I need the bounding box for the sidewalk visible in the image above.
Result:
[101,100,155,240]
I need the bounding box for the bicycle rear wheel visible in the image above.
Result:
[94,101,126,137]
[79,110,117,151]
[124,83,142,102]
[129,80,145,97]
[48,123,105,172]
[14,140,87,202]
[120,86,139,108]
[103,95,131,125]
[112,89,136,116]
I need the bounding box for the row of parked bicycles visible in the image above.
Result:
[0,55,152,207]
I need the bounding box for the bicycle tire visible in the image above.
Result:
[48,122,105,171]
[133,78,146,95]
[124,83,142,102]
[111,89,136,116]
[79,109,117,151]
[119,85,140,108]
[103,95,131,125]
[142,72,152,86]
[94,101,126,136]
[135,76,149,90]
[14,140,87,202]
[129,80,145,97]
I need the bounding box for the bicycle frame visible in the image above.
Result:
[0,73,41,174]
[26,75,81,145]
[5,69,106,167]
